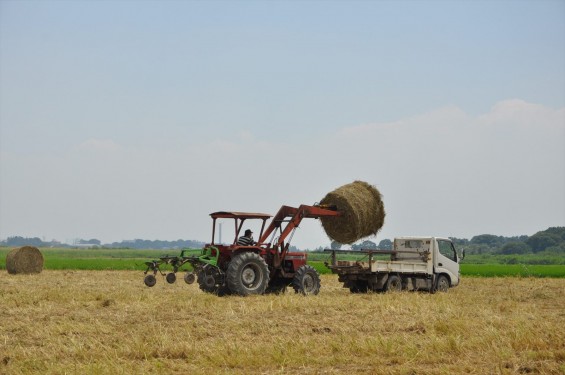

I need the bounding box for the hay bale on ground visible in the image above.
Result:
[320,181,385,244]
[6,246,44,274]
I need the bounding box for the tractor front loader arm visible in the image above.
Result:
[259,204,341,267]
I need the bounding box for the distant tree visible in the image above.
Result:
[359,240,377,250]
[470,234,503,247]
[541,227,565,240]
[6,236,45,247]
[500,242,531,255]
[449,237,469,246]
[542,243,565,254]
[527,232,560,253]
[351,241,360,250]
[105,239,205,250]
[378,239,393,250]
[330,240,342,250]
[79,239,101,245]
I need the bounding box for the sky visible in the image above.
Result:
[1,0,564,249]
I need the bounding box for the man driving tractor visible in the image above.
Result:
[237,229,256,246]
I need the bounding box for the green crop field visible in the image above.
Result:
[0,247,201,271]
[460,264,565,277]
[2,247,565,277]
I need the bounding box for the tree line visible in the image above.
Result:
[0,237,205,250]
[1,227,563,254]
[321,227,565,255]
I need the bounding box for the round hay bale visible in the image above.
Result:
[320,181,385,244]
[6,246,44,274]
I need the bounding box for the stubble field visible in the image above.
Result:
[1,271,564,375]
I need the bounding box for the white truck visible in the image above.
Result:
[325,237,463,293]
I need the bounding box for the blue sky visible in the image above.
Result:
[1,0,564,248]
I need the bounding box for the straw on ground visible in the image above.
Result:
[1,271,564,374]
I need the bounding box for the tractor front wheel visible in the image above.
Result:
[293,265,321,295]
[226,252,270,296]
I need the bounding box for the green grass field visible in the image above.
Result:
[2,247,565,277]
[460,263,565,277]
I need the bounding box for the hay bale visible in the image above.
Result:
[6,246,44,274]
[320,181,385,244]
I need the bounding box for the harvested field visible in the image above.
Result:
[1,271,564,374]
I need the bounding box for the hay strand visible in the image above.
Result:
[320,181,385,244]
[6,246,44,274]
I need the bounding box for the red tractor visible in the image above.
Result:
[144,204,340,296]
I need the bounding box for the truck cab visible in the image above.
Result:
[394,236,461,288]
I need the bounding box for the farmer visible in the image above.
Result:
[237,229,256,246]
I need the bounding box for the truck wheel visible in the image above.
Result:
[385,275,402,292]
[435,275,450,293]
[293,265,321,295]
[227,252,269,296]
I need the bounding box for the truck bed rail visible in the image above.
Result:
[323,248,427,255]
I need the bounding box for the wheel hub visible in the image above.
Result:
[242,266,257,286]
[303,274,314,290]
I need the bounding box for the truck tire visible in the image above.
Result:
[435,275,450,293]
[226,252,269,296]
[293,265,321,295]
[385,275,402,292]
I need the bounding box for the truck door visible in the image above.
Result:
[435,239,460,286]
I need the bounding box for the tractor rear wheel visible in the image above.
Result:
[292,265,321,295]
[226,252,269,296]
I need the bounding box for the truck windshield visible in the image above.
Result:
[437,240,456,261]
